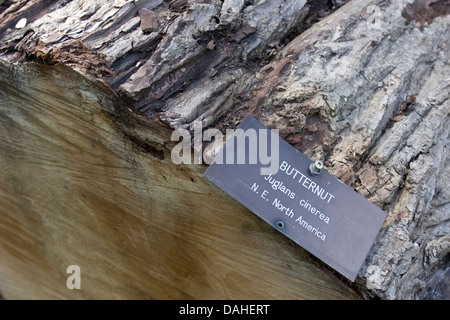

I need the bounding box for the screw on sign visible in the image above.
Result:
[309,160,323,176]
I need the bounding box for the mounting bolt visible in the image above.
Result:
[274,219,285,230]
[310,160,323,176]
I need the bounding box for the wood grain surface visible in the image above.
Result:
[0,61,360,299]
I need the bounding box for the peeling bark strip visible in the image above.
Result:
[0,0,449,299]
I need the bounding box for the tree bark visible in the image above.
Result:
[0,0,448,299]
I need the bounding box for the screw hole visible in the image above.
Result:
[277,221,284,228]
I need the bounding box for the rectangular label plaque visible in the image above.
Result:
[204,115,387,281]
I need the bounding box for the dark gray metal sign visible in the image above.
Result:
[204,115,387,281]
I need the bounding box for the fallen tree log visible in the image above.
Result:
[0,0,448,299]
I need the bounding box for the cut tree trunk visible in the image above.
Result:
[0,0,448,299]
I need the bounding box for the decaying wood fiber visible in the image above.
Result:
[0,0,449,299]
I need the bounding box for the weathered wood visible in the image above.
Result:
[0,0,449,299]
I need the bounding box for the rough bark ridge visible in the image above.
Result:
[0,0,449,299]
